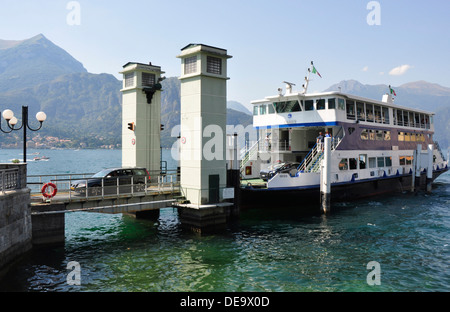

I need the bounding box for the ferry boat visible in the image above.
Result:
[239,63,449,208]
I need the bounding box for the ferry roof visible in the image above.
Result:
[251,91,435,115]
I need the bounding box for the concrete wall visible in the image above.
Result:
[0,187,32,271]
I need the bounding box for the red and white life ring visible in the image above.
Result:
[41,182,57,198]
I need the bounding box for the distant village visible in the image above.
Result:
[0,134,120,149]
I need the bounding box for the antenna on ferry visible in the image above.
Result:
[301,61,313,94]
[283,81,296,95]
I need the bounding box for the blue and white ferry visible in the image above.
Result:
[239,63,449,207]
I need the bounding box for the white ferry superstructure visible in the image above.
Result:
[239,69,448,207]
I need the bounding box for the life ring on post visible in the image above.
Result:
[41,182,57,198]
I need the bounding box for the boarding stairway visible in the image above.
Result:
[239,134,270,177]
[297,129,345,173]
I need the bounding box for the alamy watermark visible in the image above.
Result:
[66,1,81,26]
[366,261,381,286]
[67,261,81,285]
[367,1,381,26]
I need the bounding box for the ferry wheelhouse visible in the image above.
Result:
[239,69,448,207]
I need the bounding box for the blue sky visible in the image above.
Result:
[1,0,450,108]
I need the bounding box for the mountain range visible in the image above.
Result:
[0,34,449,151]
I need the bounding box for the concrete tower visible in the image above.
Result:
[120,62,165,175]
[177,44,232,206]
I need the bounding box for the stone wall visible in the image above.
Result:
[0,188,32,271]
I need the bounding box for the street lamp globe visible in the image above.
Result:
[9,116,18,126]
[2,109,14,120]
[36,111,47,122]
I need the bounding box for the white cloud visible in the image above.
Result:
[379,72,384,75]
[362,66,369,72]
[389,64,412,76]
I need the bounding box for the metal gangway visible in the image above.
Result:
[27,170,181,204]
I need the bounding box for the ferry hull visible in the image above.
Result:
[238,169,448,210]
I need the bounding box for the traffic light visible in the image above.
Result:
[160,124,164,131]
[127,122,135,131]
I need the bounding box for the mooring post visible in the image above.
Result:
[320,137,331,213]
[426,144,433,193]
[415,144,422,191]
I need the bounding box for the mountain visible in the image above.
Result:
[0,34,87,92]
[0,34,448,151]
[325,80,450,150]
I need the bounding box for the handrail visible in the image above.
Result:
[0,168,19,192]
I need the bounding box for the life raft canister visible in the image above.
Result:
[41,182,57,198]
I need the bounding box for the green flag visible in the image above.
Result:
[312,66,322,78]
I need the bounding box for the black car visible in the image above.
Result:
[259,162,300,181]
[70,167,151,196]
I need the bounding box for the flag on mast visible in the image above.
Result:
[312,65,322,78]
[389,85,396,96]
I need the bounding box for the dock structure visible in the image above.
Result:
[174,44,238,231]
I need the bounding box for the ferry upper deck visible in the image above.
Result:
[251,88,435,133]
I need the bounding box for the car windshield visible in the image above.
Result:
[91,169,113,178]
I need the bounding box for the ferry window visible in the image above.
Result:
[289,100,301,112]
[382,107,389,124]
[359,154,367,169]
[397,110,403,126]
[377,157,385,167]
[369,129,375,140]
[411,133,416,142]
[404,133,410,142]
[260,105,266,115]
[253,106,259,116]
[430,116,433,124]
[348,127,355,135]
[399,156,406,166]
[366,103,374,122]
[268,104,275,114]
[360,129,369,140]
[305,100,314,111]
[274,100,301,113]
[369,157,377,168]
[385,156,392,167]
[374,106,382,123]
[356,102,365,121]
[398,131,404,141]
[406,156,413,165]
[338,98,345,110]
[349,158,358,170]
[404,112,409,127]
[346,100,355,120]
[339,158,348,170]
[376,130,383,141]
[384,131,391,141]
[316,99,325,110]
[328,98,336,109]
[414,113,420,128]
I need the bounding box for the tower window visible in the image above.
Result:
[125,73,134,88]
[184,56,197,74]
[206,56,222,75]
[142,73,155,87]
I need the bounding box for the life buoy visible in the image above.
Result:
[41,182,57,198]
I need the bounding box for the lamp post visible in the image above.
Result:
[1,106,47,163]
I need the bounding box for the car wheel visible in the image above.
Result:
[89,186,102,196]
[134,182,145,193]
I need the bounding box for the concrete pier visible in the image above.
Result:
[0,164,32,272]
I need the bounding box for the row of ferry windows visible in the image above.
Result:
[254,98,433,129]
[339,155,412,171]
[253,98,346,115]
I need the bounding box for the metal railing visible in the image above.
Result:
[28,170,181,201]
[1,168,19,193]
